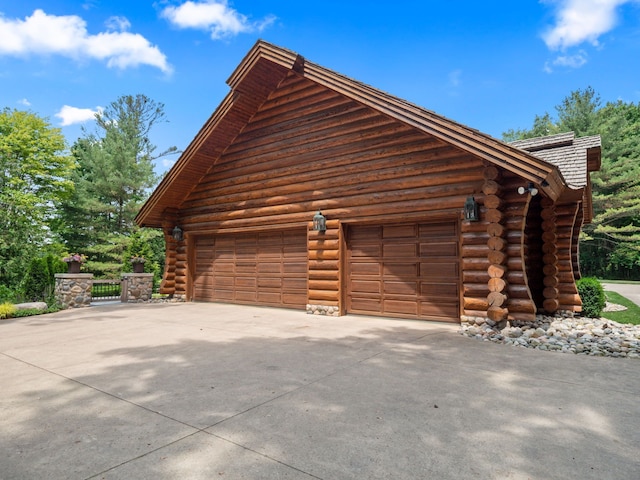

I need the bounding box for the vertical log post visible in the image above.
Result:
[541,198,560,313]
[483,166,508,324]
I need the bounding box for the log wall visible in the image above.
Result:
[172,73,486,313]
[158,71,585,320]
[307,219,341,311]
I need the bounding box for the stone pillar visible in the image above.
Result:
[55,274,93,309]
[122,273,154,302]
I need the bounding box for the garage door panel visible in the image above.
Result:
[383,243,417,257]
[384,281,417,295]
[213,289,234,300]
[350,262,380,275]
[348,221,460,322]
[194,230,306,309]
[259,245,282,257]
[384,299,418,315]
[258,262,281,273]
[259,277,282,288]
[420,262,458,279]
[352,280,381,294]
[213,262,235,274]
[383,224,416,238]
[350,297,381,312]
[215,275,235,287]
[351,244,382,257]
[283,261,307,274]
[420,300,459,318]
[350,225,381,240]
[258,291,282,304]
[283,292,307,305]
[283,278,307,290]
[235,262,256,273]
[420,282,457,297]
[383,263,418,277]
[235,277,256,288]
[235,291,257,302]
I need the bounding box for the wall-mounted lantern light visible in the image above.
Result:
[517,182,539,196]
[312,211,327,232]
[464,196,479,222]
[172,225,183,242]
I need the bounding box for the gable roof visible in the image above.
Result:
[137,40,577,228]
[510,132,601,189]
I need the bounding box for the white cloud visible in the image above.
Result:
[18,98,31,106]
[554,50,588,67]
[105,16,131,32]
[543,50,589,73]
[55,105,102,126]
[0,9,172,73]
[161,0,276,39]
[543,0,635,50]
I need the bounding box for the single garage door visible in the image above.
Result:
[193,230,307,309]
[347,221,460,322]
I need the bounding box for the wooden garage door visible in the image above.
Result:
[193,230,307,309]
[347,222,460,322]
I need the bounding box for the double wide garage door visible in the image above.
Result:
[347,221,460,322]
[193,230,307,309]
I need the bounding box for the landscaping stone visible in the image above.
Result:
[14,302,48,311]
[460,313,640,359]
[306,304,340,316]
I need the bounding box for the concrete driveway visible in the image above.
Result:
[1,303,638,480]
[602,282,640,307]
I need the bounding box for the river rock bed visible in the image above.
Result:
[460,313,640,358]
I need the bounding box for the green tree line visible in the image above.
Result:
[504,87,640,279]
[0,94,176,303]
[1,88,638,304]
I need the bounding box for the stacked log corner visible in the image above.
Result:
[554,201,583,313]
[540,198,560,313]
[307,219,341,316]
[483,166,509,323]
[160,228,187,299]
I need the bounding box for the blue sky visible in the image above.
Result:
[1,1,639,173]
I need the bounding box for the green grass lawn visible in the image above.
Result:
[602,291,640,325]
[599,279,640,285]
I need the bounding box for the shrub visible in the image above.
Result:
[0,285,19,303]
[577,277,606,318]
[0,302,16,319]
[22,257,51,302]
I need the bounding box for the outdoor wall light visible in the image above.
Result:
[518,182,539,196]
[464,196,479,222]
[172,225,183,242]
[312,211,327,232]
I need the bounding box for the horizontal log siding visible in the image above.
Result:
[180,75,484,231]
[177,75,487,315]
[308,220,341,308]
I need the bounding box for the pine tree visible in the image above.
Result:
[56,94,177,278]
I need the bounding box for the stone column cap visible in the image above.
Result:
[55,273,94,278]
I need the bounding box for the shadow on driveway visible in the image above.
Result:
[1,303,638,479]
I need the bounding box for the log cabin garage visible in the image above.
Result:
[136,41,601,324]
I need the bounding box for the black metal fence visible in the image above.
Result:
[92,279,122,301]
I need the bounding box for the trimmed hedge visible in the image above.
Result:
[577,277,606,318]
